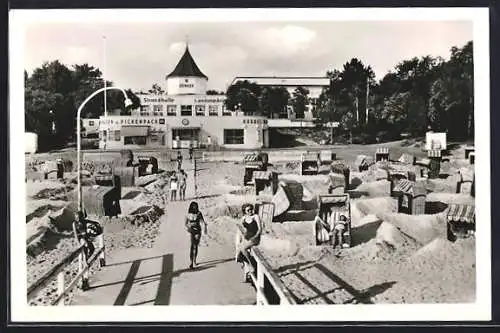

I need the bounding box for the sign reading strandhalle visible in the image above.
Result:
[142,96,226,103]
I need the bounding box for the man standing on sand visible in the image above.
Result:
[178,169,188,201]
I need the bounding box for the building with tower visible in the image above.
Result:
[97,45,269,150]
[95,43,336,150]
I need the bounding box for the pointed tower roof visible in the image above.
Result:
[166,45,208,79]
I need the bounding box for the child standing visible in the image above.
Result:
[169,173,178,201]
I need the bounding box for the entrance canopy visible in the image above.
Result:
[122,126,149,137]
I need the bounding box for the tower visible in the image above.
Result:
[166,42,208,95]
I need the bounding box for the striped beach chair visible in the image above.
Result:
[446,203,475,241]
[375,147,390,162]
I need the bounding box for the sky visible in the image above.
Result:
[23,19,473,93]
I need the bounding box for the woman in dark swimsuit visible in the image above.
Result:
[185,201,207,269]
[236,204,262,273]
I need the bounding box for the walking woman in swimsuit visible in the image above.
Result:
[236,204,262,272]
[185,201,207,269]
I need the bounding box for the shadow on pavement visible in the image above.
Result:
[103,253,229,306]
[105,254,167,268]
[196,257,234,266]
[113,259,142,305]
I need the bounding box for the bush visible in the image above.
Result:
[376,131,401,143]
[352,133,376,144]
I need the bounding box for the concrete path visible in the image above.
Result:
[71,161,255,305]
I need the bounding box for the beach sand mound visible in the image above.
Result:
[373,237,477,303]
[376,212,447,245]
[26,210,75,258]
[352,179,391,197]
[205,192,256,220]
[353,197,397,220]
[373,222,420,257]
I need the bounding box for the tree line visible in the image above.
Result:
[225,40,474,142]
[25,61,141,150]
[25,40,473,151]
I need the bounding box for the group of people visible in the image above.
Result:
[182,201,261,272]
[169,169,188,201]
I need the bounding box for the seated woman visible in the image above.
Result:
[314,207,349,249]
[332,214,349,249]
[74,210,103,260]
[235,204,262,275]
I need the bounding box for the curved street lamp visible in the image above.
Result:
[77,87,132,212]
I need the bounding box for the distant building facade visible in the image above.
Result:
[97,45,269,150]
[230,76,330,119]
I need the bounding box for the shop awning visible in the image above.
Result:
[447,204,475,223]
[244,154,259,162]
[376,147,389,154]
[427,149,442,158]
[121,126,149,137]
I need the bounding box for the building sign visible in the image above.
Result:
[182,119,190,126]
[242,119,268,125]
[180,83,194,88]
[194,97,225,103]
[426,132,447,150]
[142,96,226,104]
[143,97,175,103]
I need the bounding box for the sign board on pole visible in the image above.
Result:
[425,132,447,151]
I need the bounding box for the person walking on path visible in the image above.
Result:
[178,169,188,201]
[176,151,183,171]
[235,204,262,276]
[169,172,179,201]
[185,201,207,269]
[207,136,212,151]
[189,141,194,161]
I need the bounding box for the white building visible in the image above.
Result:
[98,46,269,150]
[94,45,337,150]
[230,76,330,119]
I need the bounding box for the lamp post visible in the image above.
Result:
[77,87,132,212]
[49,110,55,134]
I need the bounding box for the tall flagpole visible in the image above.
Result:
[103,36,107,117]
[365,76,370,125]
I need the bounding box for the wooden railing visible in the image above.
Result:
[27,232,106,306]
[236,225,296,305]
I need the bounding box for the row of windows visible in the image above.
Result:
[223,129,244,145]
[101,129,245,145]
[101,130,122,142]
[142,104,225,117]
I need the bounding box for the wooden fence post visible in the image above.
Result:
[256,257,265,305]
[56,271,65,306]
[79,239,89,291]
[98,234,106,267]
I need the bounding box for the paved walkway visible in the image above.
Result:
[71,161,255,305]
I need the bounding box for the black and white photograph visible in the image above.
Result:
[9,7,491,322]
